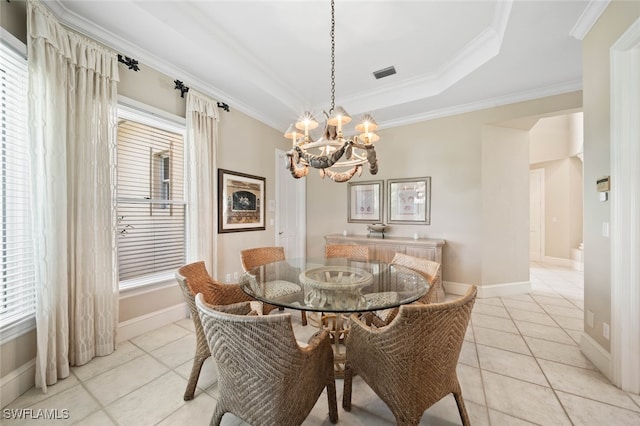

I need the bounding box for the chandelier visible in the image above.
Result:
[284,0,379,183]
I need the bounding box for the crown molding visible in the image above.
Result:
[570,0,610,40]
[380,79,582,130]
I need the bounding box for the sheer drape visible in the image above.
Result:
[27,0,120,392]
[185,90,219,276]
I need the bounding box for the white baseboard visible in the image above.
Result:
[444,281,531,298]
[580,332,612,380]
[543,256,574,268]
[0,360,35,409]
[117,303,189,343]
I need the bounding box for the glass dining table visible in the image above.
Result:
[239,257,429,375]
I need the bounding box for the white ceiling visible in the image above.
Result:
[47,0,607,133]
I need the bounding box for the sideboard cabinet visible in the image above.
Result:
[324,234,445,265]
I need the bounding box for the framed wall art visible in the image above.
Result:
[218,169,265,233]
[347,180,383,223]
[388,177,431,224]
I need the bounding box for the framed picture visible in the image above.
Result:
[348,180,383,223]
[388,177,431,224]
[218,169,265,233]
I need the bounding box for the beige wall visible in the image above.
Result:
[583,0,640,351]
[216,105,290,281]
[306,92,582,288]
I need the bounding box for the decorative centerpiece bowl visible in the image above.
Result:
[367,223,388,238]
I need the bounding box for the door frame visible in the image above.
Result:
[275,149,306,258]
[610,17,640,393]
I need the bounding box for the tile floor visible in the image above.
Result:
[3,262,640,425]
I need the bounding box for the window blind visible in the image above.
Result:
[117,118,186,283]
[0,42,35,332]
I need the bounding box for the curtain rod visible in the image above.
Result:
[174,80,230,112]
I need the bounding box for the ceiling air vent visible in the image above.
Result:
[373,66,396,80]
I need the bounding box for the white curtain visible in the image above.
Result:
[185,90,219,276]
[27,0,120,392]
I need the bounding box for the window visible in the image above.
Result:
[0,40,35,338]
[117,107,186,287]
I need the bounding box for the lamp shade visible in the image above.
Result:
[359,132,380,143]
[355,114,378,133]
[327,106,352,126]
[284,124,303,140]
[295,111,319,131]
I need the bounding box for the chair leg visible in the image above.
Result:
[183,353,208,401]
[342,364,353,411]
[301,311,308,326]
[326,377,338,423]
[453,391,471,426]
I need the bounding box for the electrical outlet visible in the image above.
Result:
[233,271,239,280]
[225,273,231,283]
[586,310,594,328]
[603,322,610,340]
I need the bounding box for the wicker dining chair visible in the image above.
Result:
[364,253,443,328]
[195,296,338,426]
[325,244,370,261]
[175,261,273,401]
[240,246,307,326]
[343,285,477,426]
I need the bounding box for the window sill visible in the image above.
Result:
[0,316,36,345]
[119,272,177,298]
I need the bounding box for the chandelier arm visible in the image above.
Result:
[286,150,309,179]
[319,164,362,183]
[295,140,351,169]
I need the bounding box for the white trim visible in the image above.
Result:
[580,331,612,380]
[570,0,611,40]
[117,303,189,343]
[118,97,185,132]
[0,26,27,58]
[0,317,35,345]
[443,280,531,299]
[542,256,574,268]
[610,17,640,393]
[382,80,582,130]
[478,281,532,299]
[0,360,36,409]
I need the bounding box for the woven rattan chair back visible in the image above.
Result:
[196,296,338,426]
[391,252,443,303]
[176,261,261,401]
[325,244,370,261]
[240,246,286,271]
[240,246,307,326]
[343,286,477,426]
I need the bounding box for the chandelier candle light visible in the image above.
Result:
[284,0,380,183]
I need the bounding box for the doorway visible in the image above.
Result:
[275,149,306,259]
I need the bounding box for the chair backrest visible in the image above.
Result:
[345,286,476,423]
[390,252,442,303]
[240,246,286,271]
[325,244,370,261]
[348,286,476,386]
[195,295,334,425]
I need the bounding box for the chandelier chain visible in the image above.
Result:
[330,0,336,113]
